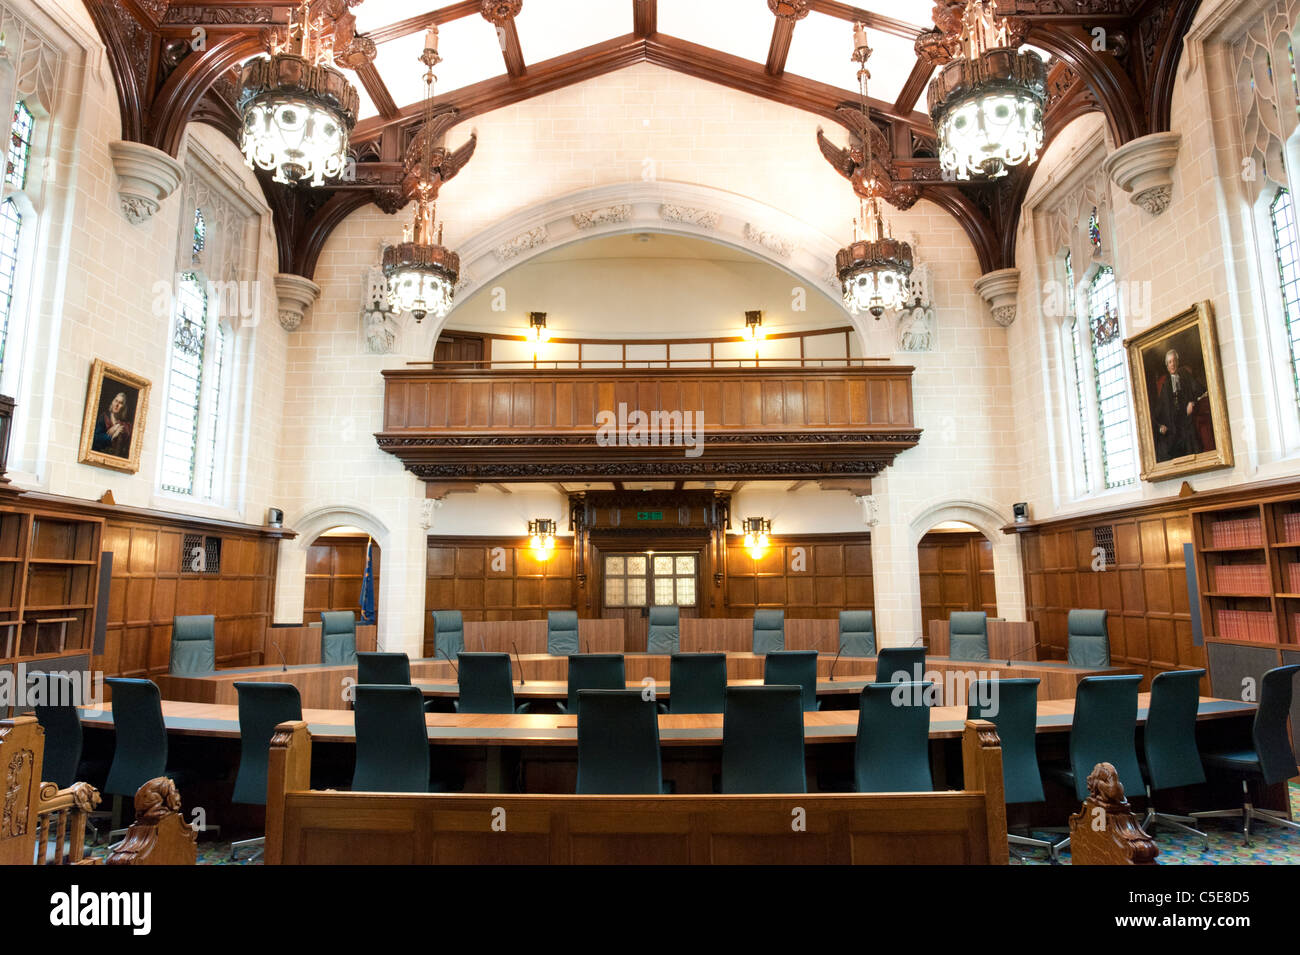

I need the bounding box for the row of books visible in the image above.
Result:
[1213,563,1271,594]
[1289,563,1300,594]
[1210,518,1265,548]
[1283,511,1300,542]
[1215,609,1276,643]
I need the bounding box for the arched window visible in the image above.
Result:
[159,207,229,500]
[1268,187,1300,408]
[1087,266,1136,487]
[0,101,35,382]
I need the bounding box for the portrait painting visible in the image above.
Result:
[1125,300,1233,482]
[77,359,151,474]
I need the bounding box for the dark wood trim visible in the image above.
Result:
[13,490,296,540]
[500,19,527,78]
[806,1,923,41]
[893,58,934,117]
[766,19,796,77]
[366,0,481,45]
[633,0,656,38]
[358,62,399,120]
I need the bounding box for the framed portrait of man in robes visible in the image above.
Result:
[1125,300,1233,482]
[77,360,151,474]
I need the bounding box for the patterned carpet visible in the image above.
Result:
[82,782,1300,865]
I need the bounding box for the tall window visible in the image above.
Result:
[0,101,35,380]
[1269,187,1300,409]
[1087,266,1136,487]
[159,208,228,499]
[1064,251,1090,488]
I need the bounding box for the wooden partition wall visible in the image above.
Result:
[724,533,873,616]
[304,535,379,624]
[918,531,995,634]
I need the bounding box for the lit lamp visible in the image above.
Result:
[0,394,13,485]
[527,312,550,347]
[742,517,771,560]
[742,310,765,341]
[529,518,556,560]
[237,0,359,186]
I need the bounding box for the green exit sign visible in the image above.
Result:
[636,511,664,521]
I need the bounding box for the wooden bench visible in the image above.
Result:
[265,718,1012,864]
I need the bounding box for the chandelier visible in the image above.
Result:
[237,0,359,187]
[927,0,1046,180]
[382,28,460,323]
[836,24,913,319]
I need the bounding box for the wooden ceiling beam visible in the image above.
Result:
[367,0,482,45]
[500,18,527,77]
[892,57,933,116]
[765,18,796,77]
[633,0,657,38]
[806,1,923,40]
[358,61,399,119]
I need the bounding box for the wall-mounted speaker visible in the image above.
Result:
[267,507,284,528]
[1012,502,1029,523]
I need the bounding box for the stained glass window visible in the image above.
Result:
[1064,251,1090,488]
[1087,266,1135,487]
[1088,206,1102,253]
[5,101,33,189]
[160,272,207,495]
[1270,187,1300,409]
[192,208,205,263]
[0,200,20,375]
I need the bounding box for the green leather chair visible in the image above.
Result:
[560,654,626,715]
[1192,664,1300,845]
[352,684,430,793]
[357,651,411,686]
[646,606,680,654]
[873,646,925,684]
[575,690,664,794]
[668,653,727,714]
[31,672,84,788]
[547,611,580,655]
[1067,609,1111,667]
[456,652,529,714]
[838,611,875,657]
[169,614,216,675]
[722,685,806,794]
[763,650,820,712]
[320,610,358,666]
[752,609,785,654]
[1142,668,1209,848]
[103,678,173,799]
[855,681,934,793]
[231,682,303,861]
[1050,674,1145,801]
[948,611,989,662]
[432,611,464,659]
[968,677,1068,862]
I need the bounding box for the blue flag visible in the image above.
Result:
[359,537,376,625]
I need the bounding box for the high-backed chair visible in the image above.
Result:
[31,673,84,788]
[103,678,185,837]
[575,690,664,794]
[752,609,785,654]
[722,685,806,794]
[968,677,1067,862]
[352,684,430,793]
[457,652,527,714]
[1142,668,1209,848]
[763,650,820,712]
[1067,609,1111,667]
[855,682,934,793]
[838,611,875,657]
[168,614,215,675]
[561,654,626,715]
[873,646,925,684]
[1050,674,1145,801]
[668,653,727,714]
[357,651,411,686]
[320,610,358,666]
[947,611,989,662]
[1192,664,1300,845]
[646,606,680,654]
[231,682,302,861]
[431,611,464,660]
[547,611,580,655]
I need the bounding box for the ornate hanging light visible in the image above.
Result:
[926,0,1046,180]
[237,0,359,187]
[836,24,913,319]
[382,28,460,323]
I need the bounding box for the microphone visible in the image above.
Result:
[512,641,526,686]
[479,633,486,651]
[439,648,459,677]
[1006,642,1042,666]
[828,644,844,682]
[272,642,287,673]
[584,641,590,655]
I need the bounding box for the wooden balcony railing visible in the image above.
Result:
[377,364,921,484]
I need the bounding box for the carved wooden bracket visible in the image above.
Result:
[1067,761,1160,865]
[105,776,199,865]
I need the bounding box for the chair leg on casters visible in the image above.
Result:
[1143,788,1210,850]
[1188,779,1297,848]
[230,836,264,862]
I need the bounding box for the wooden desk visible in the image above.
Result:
[150,652,1135,710]
[926,619,1038,660]
[262,624,377,666]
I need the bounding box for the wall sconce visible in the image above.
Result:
[526,311,549,344]
[742,310,765,341]
[529,518,556,560]
[0,395,13,486]
[741,516,771,560]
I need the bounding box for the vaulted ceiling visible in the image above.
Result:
[83,0,1200,281]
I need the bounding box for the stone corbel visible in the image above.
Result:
[107,141,185,225]
[1102,132,1180,216]
[973,268,1020,328]
[274,273,321,331]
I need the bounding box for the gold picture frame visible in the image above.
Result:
[1125,300,1233,483]
[77,359,151,474]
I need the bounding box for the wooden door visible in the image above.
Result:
[598,551,700,652]
[918,531,996,634]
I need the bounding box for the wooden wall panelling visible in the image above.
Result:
[304,535,380,624]
[918,531,995,634]
[723,533,873,619]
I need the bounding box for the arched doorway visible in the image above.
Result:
[303,526,380,625]
[917,521,996,635]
